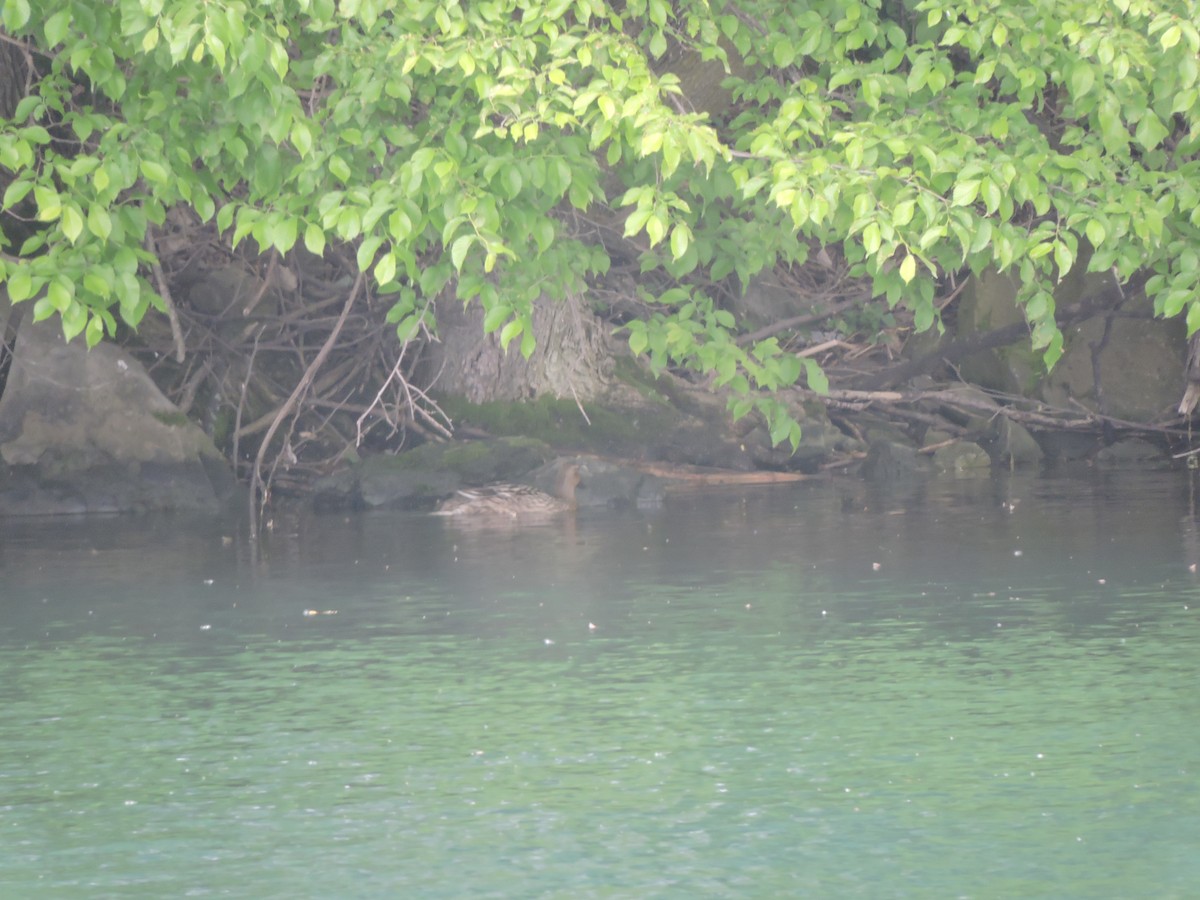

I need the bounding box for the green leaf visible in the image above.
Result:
[83,271,111,298]
[645,212,667,246]
[1069,61,1095,99]
[1134,111,1169,150]
[304,223,326,256]
[862,222,881,255]
[374,252,396,285]
[194,192,215,222]
[1053,240,1074,278]
[267,216,298,253]
[33,184,61,221]
[62,301,87,342]
[628,326,648,355]
[140,160,169,185]
[87,205,112,240]
[329,155,352,182]
[450,234,473,271]
[2,178,31,208]
[803,358,828,394]
[6,268,33,301]
[648,29,667,59]
[85,314,105,347]
[669,224,690,261]
[951,179,979,207]
[3,0,31,30]
[61,204,84,243]
[499,318,522,350]
[47,278,73,312]
[773,40,795,68]
[43,8,71,46]
[623,205,651,238]
[1188,301,1200,337]
[483,303,511,333]
[216,203,235,234]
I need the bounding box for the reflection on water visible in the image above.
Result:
[2,470,1200,897]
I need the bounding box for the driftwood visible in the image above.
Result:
[631,461,809,486]
[812,383,1188,440]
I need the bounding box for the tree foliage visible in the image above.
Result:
[2,0,1199,448]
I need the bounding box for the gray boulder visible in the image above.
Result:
[0,315,237,515]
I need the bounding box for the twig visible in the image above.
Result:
[143,230,187,363]
[736,292,869,346]
[233,326,263,476]
[242,251,278,317]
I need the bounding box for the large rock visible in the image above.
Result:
[955,268,1041,394]
[955,266,1183,422]
[1040,315,1184,421]
[0,314,238,515]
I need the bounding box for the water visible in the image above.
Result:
[2,470,1199,897]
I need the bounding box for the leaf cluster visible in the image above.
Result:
[1,0,1198,450]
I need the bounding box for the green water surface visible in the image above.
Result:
[2,471,1198,897]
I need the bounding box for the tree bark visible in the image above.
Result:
[421,293,614,404]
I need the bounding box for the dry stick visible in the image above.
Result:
[233,326,264,480]
[143,230,187,363]
[241,251,278,317]
[249,273,362,540]
[357,342,454,444]
[736,293,869,346]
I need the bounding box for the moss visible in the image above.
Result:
[612,356,675,405]
[209,407,235,450]
[437,392,681,457]
[152,411,191,428]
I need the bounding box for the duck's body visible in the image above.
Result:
[432,464,581,518]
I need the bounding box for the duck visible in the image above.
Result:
[432,463,582,518]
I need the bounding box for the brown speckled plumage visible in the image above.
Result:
[1181,333,1200,416]
[432,465,581,518]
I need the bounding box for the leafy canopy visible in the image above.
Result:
[1,0,1199,448]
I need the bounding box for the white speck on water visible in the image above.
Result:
[1013,550,1023,557]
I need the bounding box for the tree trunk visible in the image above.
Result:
[0,37,27,119]
[421,292,614,403]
